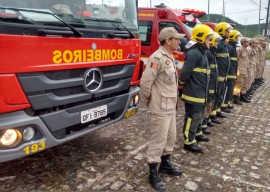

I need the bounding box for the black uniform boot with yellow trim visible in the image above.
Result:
[149,163,166,192]
[159,155,183,176]
[201,117,211,129]
[201,118,211,134]
[221,107,231,113]
[195,131,209,142]
[210,110,221,124]
[196,135,209,142]
[211,116,221,124]
[228,104,234,109]
[207,118,215,127]
[184,143,204,153]
[216,110,227,118]
[221,104,231,113]
[227,101,234,109]
[202,128,211,135]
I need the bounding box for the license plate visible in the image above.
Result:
[81,105,107,124]
[125,108,136,118]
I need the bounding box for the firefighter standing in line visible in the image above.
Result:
[140,27,184,192]
[254,38,265,87]
[252,38,263,90]
[214,22,233,118]
[254,38,263,88]
[258,37,267,82]
[234,37,251,103]
[245,38,258,100]
[179,24,214,153]
[223,30,242,106]
[249,39,260,92]
[201,32,222,131]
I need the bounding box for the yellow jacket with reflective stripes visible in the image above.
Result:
[180,44,210,105]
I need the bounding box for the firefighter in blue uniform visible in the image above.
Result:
[179,24,214,153]
[201,32,222,132]
[213,22,233,118]
[223,30,242,108]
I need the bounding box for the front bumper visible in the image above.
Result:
[0,86,140,163]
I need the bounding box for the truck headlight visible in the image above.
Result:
[0,129,22,146]
[23,127,35,141]
[129,98,134,107]
[134,95,140,106]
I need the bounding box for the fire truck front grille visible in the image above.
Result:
[17,63,135,112]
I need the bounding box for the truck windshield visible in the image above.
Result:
[0,0,138,35]
[182,20,201,38]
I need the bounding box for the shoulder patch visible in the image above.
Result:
[151,62,158,69]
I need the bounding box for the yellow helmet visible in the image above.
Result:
[228,30,241,41]
[191,24,215,43]
[215,22,233,36]
[210,32,222,46]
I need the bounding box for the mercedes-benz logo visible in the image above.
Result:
[83,68,103,93]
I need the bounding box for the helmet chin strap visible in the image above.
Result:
[202,43,209,50]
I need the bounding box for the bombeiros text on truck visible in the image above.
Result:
[0,0,142,163]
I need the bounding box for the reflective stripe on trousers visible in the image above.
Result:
[183,103,205,145]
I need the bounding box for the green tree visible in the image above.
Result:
[200,14,265,38]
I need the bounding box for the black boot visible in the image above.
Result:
[202,128,211,135]
[252,83,259,90]
[201,117,208,128]
[245,90,253,100]
[207,118,215,127]
[240,94,251,103]
[210,116,221,124]
[259,78,265,83]
[207,122,215,127]
[234,95,242,105]
[195,135,209,142]
[228,104,234,109]
[216,112,227,118]
[255,79,263,86]
[184,143,203,153]
[149,163,166,192]
[221,107,231,113]
[159,155,183,176]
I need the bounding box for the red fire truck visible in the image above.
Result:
[203,22,236,32]
[0,0,141,163]
[138,3,206,70]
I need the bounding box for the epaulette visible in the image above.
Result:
[153,50,163,60]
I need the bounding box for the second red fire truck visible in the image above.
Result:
[138,3,206,70]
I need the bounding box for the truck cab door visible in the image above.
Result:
[138,20,154,63]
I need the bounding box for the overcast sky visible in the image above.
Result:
[138,0,269,25]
